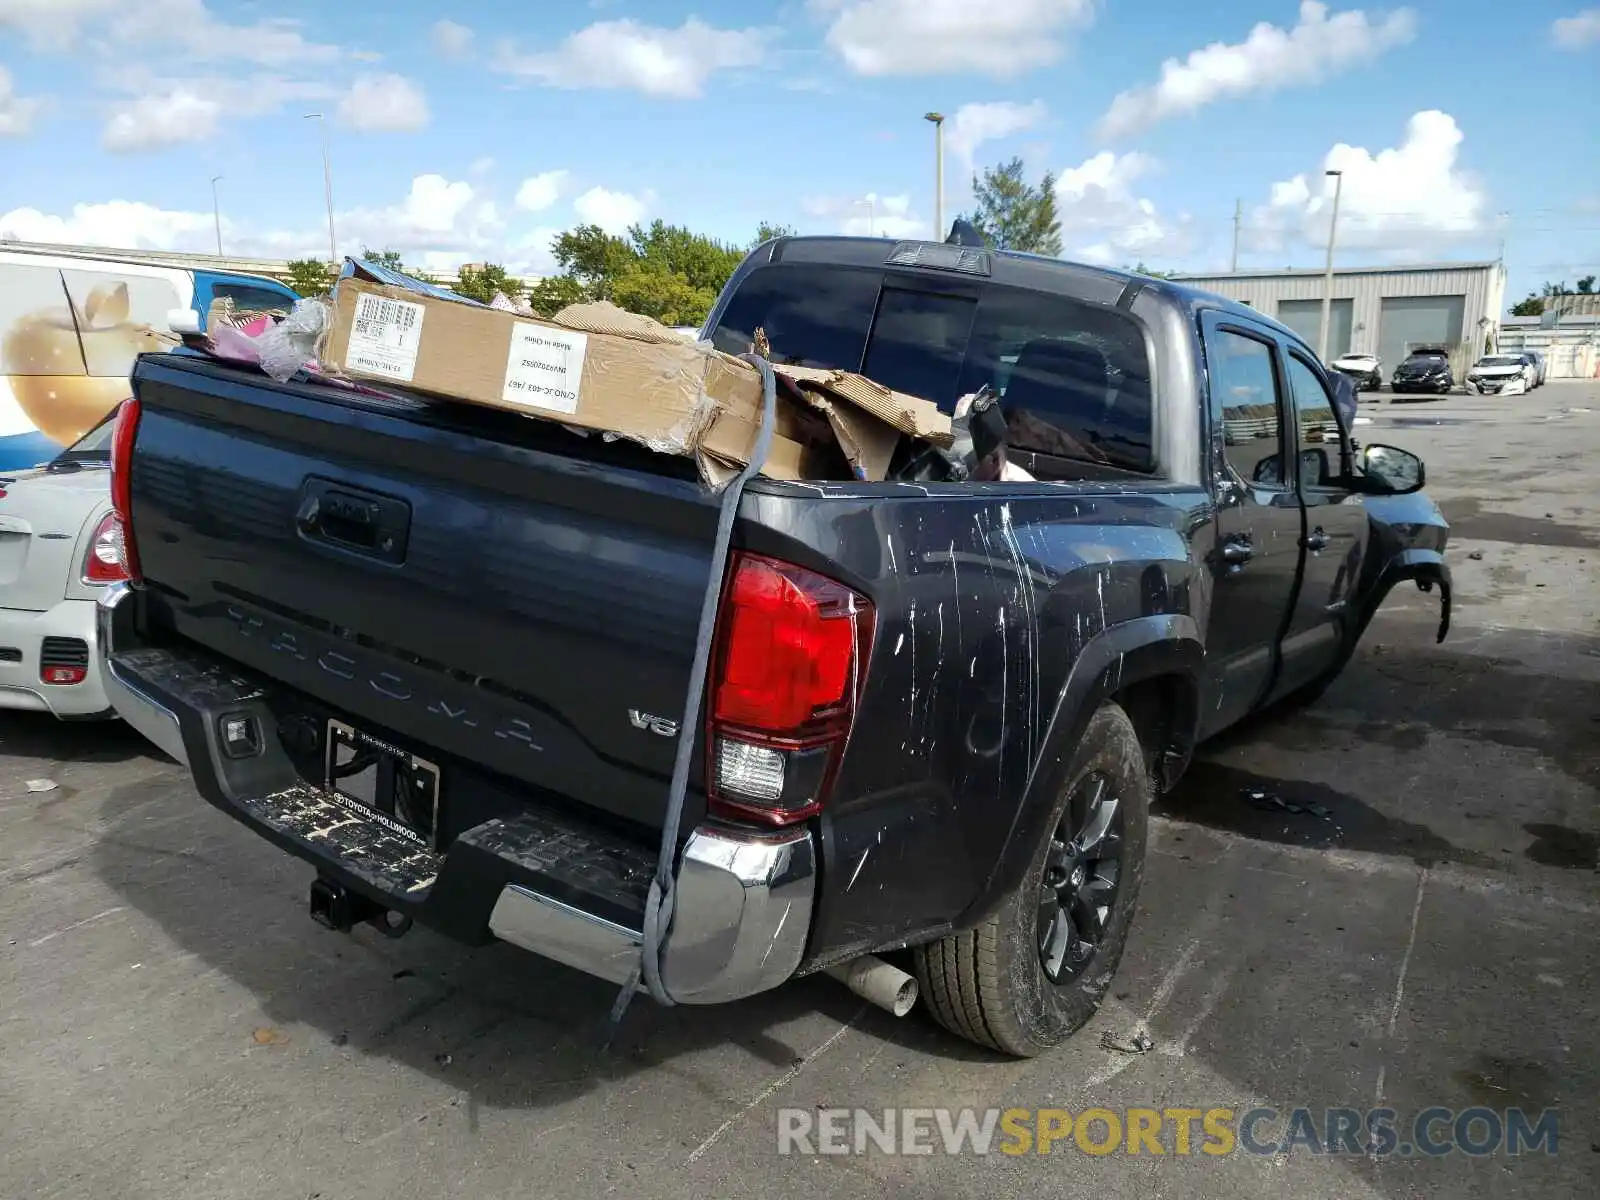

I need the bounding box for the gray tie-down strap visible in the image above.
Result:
[608,351,778,1035]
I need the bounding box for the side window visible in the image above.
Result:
[212,283,295,313]
[1284,354,1343,488]
[1208,327,1286,487]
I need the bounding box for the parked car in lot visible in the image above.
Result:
[0,246,297,472]
[0,413,123,718]
[1391,349,1454,394]
[1515,350,1545,387]
[1329,352,1383,391]
[1467,354,1538,395]
[98,238,1451,1057]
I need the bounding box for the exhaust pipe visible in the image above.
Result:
[825,955,919,1017]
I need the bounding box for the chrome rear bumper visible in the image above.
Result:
[96,582,815,1004]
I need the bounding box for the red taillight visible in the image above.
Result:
[42,666,87,685]
[82,511,129,584]
[707,553,873,827]
[107,397,142,584]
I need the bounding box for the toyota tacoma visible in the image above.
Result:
[96,236,1450,1056]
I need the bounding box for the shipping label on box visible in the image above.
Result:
[502,324,587,416]
[344,292,427,382]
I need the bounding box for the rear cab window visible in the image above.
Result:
[709,262,1156,476]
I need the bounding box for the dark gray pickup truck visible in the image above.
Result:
[97,236,1450,1056]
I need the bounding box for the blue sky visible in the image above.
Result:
[1,1,1597,306]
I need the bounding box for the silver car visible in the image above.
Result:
[0,415,122,718]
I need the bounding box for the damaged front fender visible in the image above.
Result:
[1358,488,1453,644]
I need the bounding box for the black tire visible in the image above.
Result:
[913,702,1150,1057]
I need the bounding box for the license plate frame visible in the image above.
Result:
[323,719,442,850]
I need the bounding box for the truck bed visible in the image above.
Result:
[128,353,731,838]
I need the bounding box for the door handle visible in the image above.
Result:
[1221,540,1253,573]
[1303,528,1330,552]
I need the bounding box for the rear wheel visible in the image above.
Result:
[914,702,1150,1057]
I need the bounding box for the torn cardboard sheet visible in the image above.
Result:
[773,365,953,446]
[772,365,954,481]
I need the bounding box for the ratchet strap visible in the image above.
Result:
[607,351,778,1039]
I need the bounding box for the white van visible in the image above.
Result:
[0,247,298,470]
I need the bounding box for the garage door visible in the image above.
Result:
[1378,295,1466,371]
[1277,299,1352,357]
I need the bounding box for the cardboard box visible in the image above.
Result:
[319,266,951,487]
[321,281,825,481]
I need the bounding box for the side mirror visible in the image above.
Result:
[168,308,202,335]
[1359,443,1425,494]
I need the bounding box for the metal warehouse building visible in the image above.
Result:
[1172,261,1507,377]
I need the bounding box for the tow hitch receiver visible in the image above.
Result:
[309,877,403,934]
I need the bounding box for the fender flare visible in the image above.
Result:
[963,614,1204,926]
[1358,549,1452,645]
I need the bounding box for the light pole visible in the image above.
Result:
[854,197,876,236]
[924,111,944,240]
[305,113,337,267]
[210,175,224,256]
[1317,168,1343,362]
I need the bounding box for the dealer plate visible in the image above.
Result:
[324,719,441,849]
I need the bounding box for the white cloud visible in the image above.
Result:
[0,0,116,51]
[572,186,650,233]
[0,0,341,64]
[1096,2,1417,140]
[1552,9,1600,47]
[336,74,429,133]
[432,18,474,57]
[493,18,766,98]
[507,226,564,278]
[470,156,496,176]
[945,100,1048,166]
[1052,152,1195,266]
[0,198,219,250]
[1249,110,1488,257]
[102,89,221,151]
[515,170,569,213]
[0,65,42,136]
[816,0,1094,76]
[802,192,929,239]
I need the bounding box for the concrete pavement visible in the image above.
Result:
[2,382,1596,1200]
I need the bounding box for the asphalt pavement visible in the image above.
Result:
[2,381,1597,1200]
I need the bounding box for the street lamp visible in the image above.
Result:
[210,175,224,256]
[304,113,337,267]
[924,112,944,241]
[854,197,876,236]
[1317,168,1344,362]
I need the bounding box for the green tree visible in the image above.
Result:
[752,221,796,247]
[285,258,335,297]
[964,157,1062,256]
[1578,275,1596,295]
[454,263,523,305]
[551,225,635,301]
[361,246,407,271]
[543,220,753,327]
[611,266,714,328]
[524,275,589,318]
[1129,261,1177,279]
[626,220,745,293]
[1509,294,1545,317]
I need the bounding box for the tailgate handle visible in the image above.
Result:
[295,479,410,565]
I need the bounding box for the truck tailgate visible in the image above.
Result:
[128,354,724,833]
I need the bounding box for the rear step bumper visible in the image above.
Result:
[97,583,815,1004]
